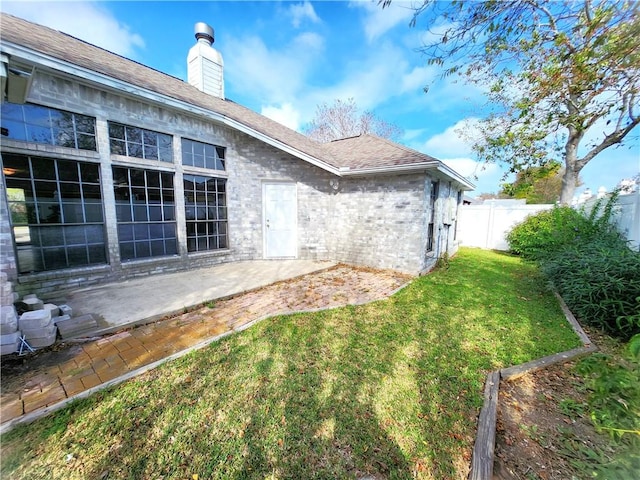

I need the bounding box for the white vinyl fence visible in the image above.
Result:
[458,202,552,250]
[581,190,640,251]
[458,190,640,251]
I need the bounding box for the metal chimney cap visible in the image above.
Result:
[194,22,214,44]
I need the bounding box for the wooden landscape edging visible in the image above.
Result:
[469,371,500,480]
[467,293,596,480]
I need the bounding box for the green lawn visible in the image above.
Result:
[1,248,580,479]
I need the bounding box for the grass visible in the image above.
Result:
[0,248,580,479]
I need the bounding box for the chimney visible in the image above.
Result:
[187,22,224,99]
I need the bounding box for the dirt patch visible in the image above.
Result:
[0,343,85,394]
[492,329,629,480]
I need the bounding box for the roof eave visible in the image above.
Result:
[436,163,476,191]
[339,161,438,176]
[0,41,342,176]
[340,161,476,190]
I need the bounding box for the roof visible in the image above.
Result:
[325,134,439,170]
[0,13,474,189]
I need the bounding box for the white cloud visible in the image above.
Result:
[1,1,145,58]
[352,0,414,43]
[422,118,482,158]
[400,65,436,94]
[225,32,324,106]
[227,34,428,130]
[403,128,427,142]
[441,158,498,179]
[289,1,321,28]
[293,31,324,50]
[305,42,417,113]
[415,118,507,193]
[261,103,301,131]
[442,157,508,194]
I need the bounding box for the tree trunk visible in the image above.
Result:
[559,133,582,205]
[559,167,579,204]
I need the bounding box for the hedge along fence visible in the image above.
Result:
[506,194,640,340]
[581,189,640,251]
[459,189,639,253]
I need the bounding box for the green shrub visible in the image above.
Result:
[506,205,596,261]
[507,193,622,262]
[542,239,640,339]
[576,335,640,442]
[507,193,639,339]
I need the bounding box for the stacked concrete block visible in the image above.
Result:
[0,305,20,355]
[22,294,44,311]
[1,305,18,334]
[0,272,18,307]
[43,303,60,318]
[18,301,57,348]
[58,304,73,317]
[52,304,100,339]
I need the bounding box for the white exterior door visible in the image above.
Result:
[263,182,297,258]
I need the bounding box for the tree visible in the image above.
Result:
[304,98,403,142]
[384,0,640,203]
[476,192,507,201]
[498,161,576,204]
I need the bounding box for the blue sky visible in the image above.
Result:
[3,0,639,197]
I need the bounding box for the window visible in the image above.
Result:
[183,175,228,252]
[0,103,97,151]
[427,180,439,252]
[454,191,462,240]
[112,167,177,261]
[181,138,225,170]
[3,154,106,273]
[108,122,173,162]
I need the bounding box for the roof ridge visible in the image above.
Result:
[329,134,362,143]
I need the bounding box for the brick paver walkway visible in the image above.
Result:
[0,265,411,429]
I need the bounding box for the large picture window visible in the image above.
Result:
[181,138,225,170]
[108,122,173,162]
[184,175,228,252]
[112,167,177,260]
[3,154,106,273]
[1,103,97,151]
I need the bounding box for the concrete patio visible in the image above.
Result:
[64,259,336,333]
[0,262,413,433]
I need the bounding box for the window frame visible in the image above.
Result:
[108,122,173,163]
[112,166,178,261]
[0,102,97,151]
[183,174,228,253]
[427,180,439,253]
[181,137,226,171]
[3,153,107,274]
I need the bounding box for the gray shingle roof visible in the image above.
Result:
[0,12,470,186]
[0,13,334,165]
[325,134,439,170]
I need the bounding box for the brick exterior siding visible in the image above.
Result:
[0,71,462,299]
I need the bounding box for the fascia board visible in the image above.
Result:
[436,164,476,190]
[340,161,475,190]
[338,162,440,176]
[0,42,342,176]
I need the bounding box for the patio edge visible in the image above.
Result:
[0,273,413,435]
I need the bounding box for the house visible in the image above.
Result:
[0,14,473,297]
